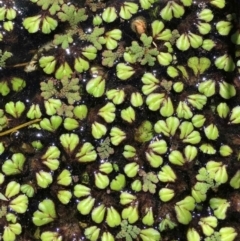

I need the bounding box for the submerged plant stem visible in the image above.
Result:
[0,118,41,136]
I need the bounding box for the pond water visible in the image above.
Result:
[0,0,240,240]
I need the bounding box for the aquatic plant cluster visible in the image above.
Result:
[0,0,240,240]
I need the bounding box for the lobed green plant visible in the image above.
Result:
[97,137,114,159]
[0,50,12,68]
[0,77,26,96]
[124,33,159,66]
[116,220,140,241]
[41,76,81,104]
[140,171,158,193]
[0,0,240,240]
[102,45,124,67]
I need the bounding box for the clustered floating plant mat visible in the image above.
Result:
[0,0,240,240]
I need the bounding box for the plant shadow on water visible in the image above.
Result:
[0,0,240,240]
